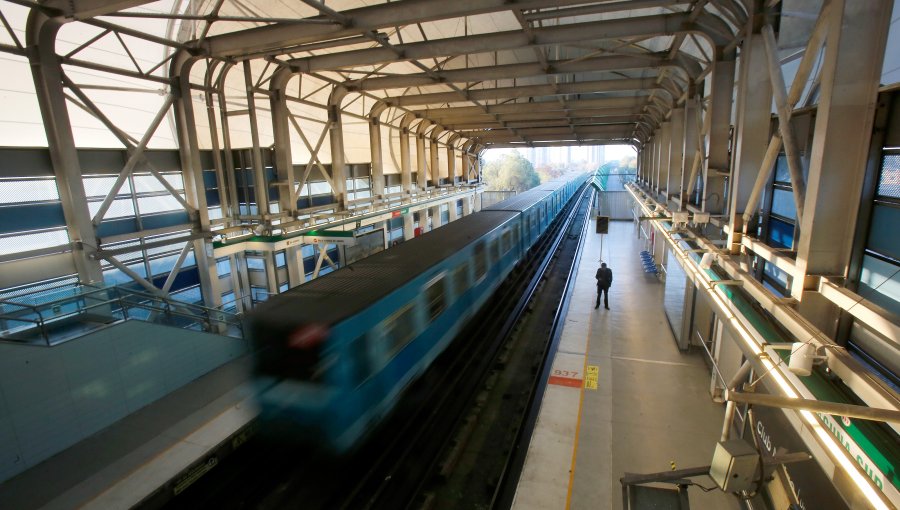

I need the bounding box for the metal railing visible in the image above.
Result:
[0,284,243,346]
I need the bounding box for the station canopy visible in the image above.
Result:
[0,0,824,167]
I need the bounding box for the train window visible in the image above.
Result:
[474,242,487,280]
[453,262,469,297]
[490,238,500,263]
[502,230,513,254]
[425,276,447,321]
[383,304,417,356]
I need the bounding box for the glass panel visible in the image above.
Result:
[310,181,331,195]
[251,287,269,301]
[858,254,900,316]
[878,154,900,198]
[0,178,59,203]
[275,251,286,267]
[133,173,183,193]
[664,253,688,348]
[88,198,135,218]
[766,217,794,249]
[868,204,900,261]
[453,262,468,297]
[425,277,446,321]
[383,304,416,356]
[774,155,790,183]
[247,257,265,271]
[771,189,797,220]
[137,194,185,214]
[103,264,146,285]
[0,229,69,255]
[216,258,231,277]
[221,291,235,309]
[83,176,131,197]
[474,242,486,280]
[171,285,202,304]
[148,253,180,275]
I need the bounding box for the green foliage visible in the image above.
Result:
[482,151,541,192]
[619,154,637,173]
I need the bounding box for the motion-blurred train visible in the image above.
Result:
[248,174,587,451]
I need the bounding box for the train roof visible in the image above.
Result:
[484,189,552,212]
[249,209,519,328]
[483,177,574,212]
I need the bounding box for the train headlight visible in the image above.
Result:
[287,324,329,349]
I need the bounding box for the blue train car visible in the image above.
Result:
[248,174,587,451]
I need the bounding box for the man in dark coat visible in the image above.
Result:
[595,262,613,310]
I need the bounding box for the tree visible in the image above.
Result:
[482,151,541,192]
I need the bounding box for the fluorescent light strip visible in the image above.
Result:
[626,184,892,509]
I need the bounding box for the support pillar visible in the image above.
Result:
[430,205,442,230]
[430,128,443,186]
[403,213,414,241]
[658,121,672,200]
[667,108,685,205]
[285,245,305,288]
[328,87,349,208]
[400,114,415,195]
[27,13,103,284]
[792,0,892,337]
[415,120,431,191]
[681,97,700,208]
[173,52,219,307]
[703,60,736,215]
[728,17,773,252]
[368,102,388,198]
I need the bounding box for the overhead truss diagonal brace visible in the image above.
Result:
[90,93,176,226]
[62,75,195,218]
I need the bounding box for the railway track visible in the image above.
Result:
[163,184,594,510]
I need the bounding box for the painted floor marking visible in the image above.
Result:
[564,290,597,508]
[611,355,697,368]
[584,365,598,390]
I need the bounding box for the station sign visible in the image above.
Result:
[303,229,355,245]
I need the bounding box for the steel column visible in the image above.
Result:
[399,113,415,194]
[792,0,892,337]
[702,60,735,215]
[667,107,685,203]
[172,53,219,307]
[728,22,772,252]
[26,14,103,284]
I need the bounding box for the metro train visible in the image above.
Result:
[248,174,588,452]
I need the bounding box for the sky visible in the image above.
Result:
[482,145,636,165]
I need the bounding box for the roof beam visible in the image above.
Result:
[41,0,153,19]
[410,97,656,118]
[463,124,636,138]
[202,0,670,57]
[287,13,728,72]
[347,54,700,91]
[382,78,666,107]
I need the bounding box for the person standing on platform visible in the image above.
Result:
[595,262,613,310]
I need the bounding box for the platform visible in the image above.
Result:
[512,218,740,510]
[0,355,259,510]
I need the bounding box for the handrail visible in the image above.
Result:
[0,283,243,345]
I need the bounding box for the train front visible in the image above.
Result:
[248,304,355,453]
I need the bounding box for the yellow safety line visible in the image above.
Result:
[564,304,595,509]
